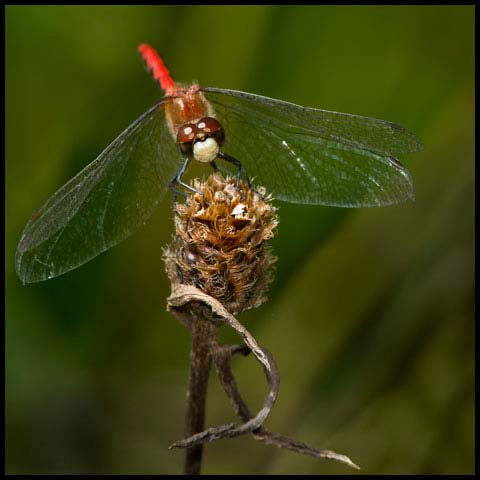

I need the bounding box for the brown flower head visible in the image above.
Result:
[164,173,278,315]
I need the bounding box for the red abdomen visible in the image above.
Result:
[139,43,216,138]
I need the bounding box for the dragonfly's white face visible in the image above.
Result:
[176,117,225,163]
[193,136,220,163]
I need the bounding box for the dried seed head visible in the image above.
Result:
[164,173,278,315]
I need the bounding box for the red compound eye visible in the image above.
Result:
[195,117,225,147]
[176,123,198,144]
[196,117,222,135]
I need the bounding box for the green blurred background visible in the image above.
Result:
[5,5,474,474]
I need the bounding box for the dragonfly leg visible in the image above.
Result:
[210,160,229,179]
[209,160,219,172]
[169,157,209,206]
[169,158,188,212]
[217,151,252,189]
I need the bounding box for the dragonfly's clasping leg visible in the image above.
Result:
[169,157,209,208]
[217,151,252,191]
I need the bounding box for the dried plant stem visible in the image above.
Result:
[183,315,216,475]
[168,284,360,472]
[169,285,279,451]
[211,343,360,470]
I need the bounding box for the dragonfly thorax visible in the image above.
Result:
[176,117,225,163]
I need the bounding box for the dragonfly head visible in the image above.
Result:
[177,117,225,163]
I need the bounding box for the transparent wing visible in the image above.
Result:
[16,101,181,284]
[203,87,423,206]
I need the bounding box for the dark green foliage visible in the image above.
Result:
[6,5,473,474]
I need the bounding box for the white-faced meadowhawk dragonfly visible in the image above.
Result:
[16,43,422,284]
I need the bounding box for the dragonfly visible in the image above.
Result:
[16,44,422,284]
